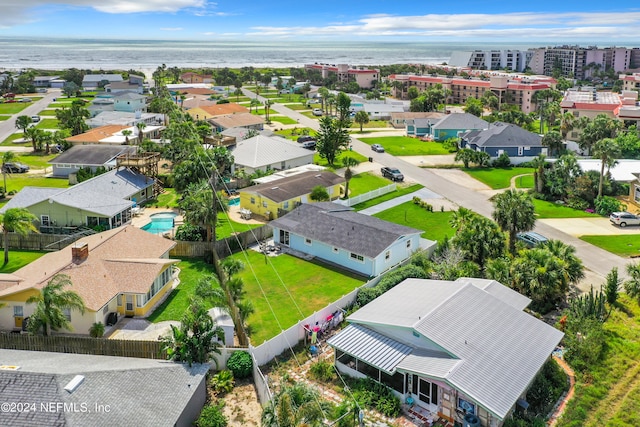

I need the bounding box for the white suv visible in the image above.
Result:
[609,212,640,227]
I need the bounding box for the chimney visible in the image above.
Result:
[71,242,89,263]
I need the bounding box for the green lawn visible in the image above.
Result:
[557,294,640,427]
[348,172,392,197]
[15,152,57,169]
[313,151,368,169]
[1,133,29,146]
[533,199,601,219]
[3,174,69,194]
[269,116,298,125]
[283,104,309,111]
[232,251,364,344]
[515,174,534,189]
[38,110,58,116]
[0,103,30,115]
[0,250,48,273]
[35,119,60,129]
[373,201,456,242]
[147,257,216,323]
[352,184,424,211]
[275,128,316,141]
[464,167,535,189]
[580,235,640,257]
[148,188,180,208]
[350,120,391,130]
[0,116,10,121]
[216,211,263,240]
[359,136,451,156]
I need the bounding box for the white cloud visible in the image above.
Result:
[160,27,183,31]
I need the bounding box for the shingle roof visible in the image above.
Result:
[344,278,563,419]
[270,202,421,258]
[232,135,314,169]
[243,171,344,203]
[0,225,177,311]
[0,168,153,217]
[50,144,136,166]
[210,112,264,129]
[82,74,123,83]
[65,125,130,144]
[432,113,488,130]
[0,349,208,427]
[198,103,249,117]
[461,121,542,148]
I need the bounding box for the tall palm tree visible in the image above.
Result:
[530,154,547,193]
[492,189,536,255]
[136,121,147,145]
[179,180,226,242]
[539,239,585,285]
[541,131,563,157]
[1,207,37,265]
[121,129,132,145]
[342,157,360,199]
[559,111,576,140]
[624,263,640,301]
[26,274,86,336]
[591,137,620,198]
[262,382,329,427]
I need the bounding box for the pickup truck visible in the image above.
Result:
[381,166,404,182]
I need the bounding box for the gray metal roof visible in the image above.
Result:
[0,349,208,427]
[345,278,563,420]
[454,277,531,311]
[327,324,412,374]
[396,348,462,378]
[0,187,61,213]
[231,134,314,169]
[432,113,488,130]
[460,121,542,148]
[244,171,344,203]
[50,144,137,166]
[82,74,124,83]
[270,202,422,259]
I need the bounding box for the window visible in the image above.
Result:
[41,215,51,227]
[117,294,122,306]
[406,240,412,249]
[413,376,438,406]
[305,238,312,245]
[136,294,146,307]
[518,146,524,156]
[279,230,290,246]
[250,197,255,204]
[63,308,71,321]
[458,397,476,415]
[13,306,23,317]
[103,305,109,315]
[385,251,390,260]
[283,201,289,209]
[350,252,364,262]
[262,201,268,208]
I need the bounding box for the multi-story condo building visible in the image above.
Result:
[304,63,379,89]
[620,73,640,92]
[388,74,556,114]
[528,46,640,79]
[449,50,533,72]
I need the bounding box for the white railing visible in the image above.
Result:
[336,183,397,207]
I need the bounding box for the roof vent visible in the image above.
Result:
[64,375,85,393]
[271,187,278,190]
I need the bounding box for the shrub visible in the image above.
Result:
[355,264,428,307]
[196,401,227,427]
[210,370,234,396]
[309,360,335,382]
[412,196,422,205]
[564,316,606,372]
[226,351,252,379]
[89,322,105,338]
[594,196,623,216]
[175,223,205,241]
[350,377,400,418]
[492,152,511,168]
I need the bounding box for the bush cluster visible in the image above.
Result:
[412,196,433,211]
[350,377,400,418]
[226,351,252,379]
[355,264,428,307]
[175,223,205,242]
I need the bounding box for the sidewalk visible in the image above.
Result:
[359,187,456,216]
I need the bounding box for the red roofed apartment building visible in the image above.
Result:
[305,63,379,89]
[388,74,556,114]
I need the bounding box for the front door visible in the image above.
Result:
[13,306,23,329]
[125,295,134,317]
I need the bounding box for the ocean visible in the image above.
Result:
[0,37,553,73]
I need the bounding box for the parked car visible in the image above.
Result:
[19,98,32,103]
[301,140,316,150]
[516,231,548,247]
[297,135,315,143]
[31,115,41,123]
[381,166,404,182]
[2,162,30,173]
[609,212,640,227]
[312,108,323,116]
[371,144,385,153]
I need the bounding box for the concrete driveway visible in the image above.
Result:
[107,318,179,341]
[539,217,640,237]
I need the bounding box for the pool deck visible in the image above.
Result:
[130,207,183,229]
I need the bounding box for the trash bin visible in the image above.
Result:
[368,157,373,162]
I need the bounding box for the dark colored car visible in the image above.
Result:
[371,144,385,153]
[381,166,404,181]
[301,140,316,150]
[516,231,548,247]
[297,135,315,143]
[2,162,30,173]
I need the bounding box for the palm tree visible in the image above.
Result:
[342,157,360,199]
[559,112,575,140]
[136,121,146,145]
[262,382,329,427]
[121,129,132,145]
[492,189,536,255]
[591,137,620,198]
[541,131,563,157]
[15,115,32,136]
[539,239,585,286]
[26,274,86,336]
[354,110,369,132]
[2,151,16,194]
[625,263,640,301]
[179,180,226,242]
[1,207,37,265]
[530,154,547,193]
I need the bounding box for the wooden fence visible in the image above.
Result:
[0,333,167,360]
[170,225,273,258]
[1,232,88,251]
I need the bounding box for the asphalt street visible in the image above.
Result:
[0,90,60,151]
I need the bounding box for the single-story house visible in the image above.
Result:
[231,134,315,175]
[390,112,444,129]
[87,111,165,128]
[181,72,213,84]
[270,202,431,277]
[209,112,264,133]
[186,103,249,121]
[33,75,61,88]
[408,113,488,140]
[239,171,344,219]
[459,121,546,164]
[82,73,124,90]
[630,171,640,209]
[0,168,154,232]
[327,277,564,426]
[363,103,405,120]
[0,225,178,333]
[88,96,115,117]
[0,349,208,427]
[49,144,137,178]
[65,124,163,145]
[105,78,144,94]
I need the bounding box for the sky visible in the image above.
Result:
[1,1,640,43]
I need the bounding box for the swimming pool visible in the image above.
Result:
[142,212,178,234]
[228,197,240,206]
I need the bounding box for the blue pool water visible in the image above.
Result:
[142,212,177,234]
[228,198,240,206]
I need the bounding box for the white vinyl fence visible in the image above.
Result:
[335,183,396,207]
